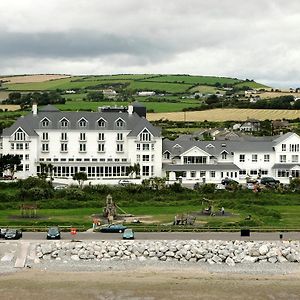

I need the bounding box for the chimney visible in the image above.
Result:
[128,105,133,115]
[32,102,38,115]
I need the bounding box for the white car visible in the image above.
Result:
[118,180,131,186]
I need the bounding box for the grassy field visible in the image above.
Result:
[148,108,300,121]
[0,74,70,84]
[126,81,193,93]
[234,81,270,89]
[143,75,242,85]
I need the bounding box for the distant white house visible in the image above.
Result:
[102,89,117,97]
[65,90,76,94]
[137,91,156,96]
[240,119,260,132]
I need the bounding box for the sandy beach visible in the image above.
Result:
[0,264,300,300]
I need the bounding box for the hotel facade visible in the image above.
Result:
[0,103,299,184]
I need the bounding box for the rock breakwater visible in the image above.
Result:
[36,240,300,265]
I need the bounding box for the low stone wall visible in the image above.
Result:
[36,240,300,265]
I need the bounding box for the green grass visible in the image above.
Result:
[234,81,269,89]
[54,100,200,112]
[143,75,242,85]
[266,206,300,228]
[126,81,193,93]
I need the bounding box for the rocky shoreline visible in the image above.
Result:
[35,240,300,266]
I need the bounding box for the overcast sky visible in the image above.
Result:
[0,0,300,87]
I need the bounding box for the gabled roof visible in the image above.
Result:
[273,132,297,144]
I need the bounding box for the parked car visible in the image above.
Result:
[221,178,238,185]
[100,224,127,233]
[122,228,134,240]
[4,229,22,240]
[260,177,280,186]
[118,179,131,186]
[54,185,67,190]
[47,226,61,240]
[0,228,8,238]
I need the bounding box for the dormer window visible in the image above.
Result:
[60,118,69,128]
[78,118,88,128]
[97,118,106,127]
[115,118,125,128]
[163,151,171,159]
[206,144,215,148]
[14,128,26,141]
[173,144,182,149]
[221,153,227,160]
[41,118,50,128]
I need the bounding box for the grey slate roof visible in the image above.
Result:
[272,164,300,169]
[273,132,295,144]
[163,138,274,156]
[163,163,240,171]
[2,107,161,137]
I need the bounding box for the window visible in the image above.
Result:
[41,118,50,127]
[76,158,82,162]
[98,119,106,127]
[282,144,286,151]
[116,143,123,152]
[10,143,14,150]
[210,171,215,178]
[264,154,270,162]
[239,154,245,162]
[42,143,49,152]
[151,144,155,150]
[142,155,149,162]
[151,166,154,177]
[25,154,29,160]
[221,152,227,160]
[261,170,268,175]
[16,143,24,150]
[290,144,300,152]
[78,118,87,128]
[151,154,154,162]
[25,143,29,150]
[117,133,123,141]
[136,154,140,162]
[280,155,286,163]
[98,133,104,141]
[183,156,207,164]
[116,119,125,128]
[14,129,26,141]
[61,158,67,162]
[0,142,2,150]
[79,143,86,152]
[164,152,170,159]
[278,170,289,177]
[98,143,105,152]
[25,164,29,171]
[61,143,68,152]
[190,171,196,178]
[61,132,67,141]
[292,155,299,163]
[60,118,69,128]
[140,130,151,141]
[79,133,86,141]
[200,171,206,177]
[142,144,149,151]
[252,154,258,162]
[42,132,49,141]
[239,170,246,175]
[142,166,150,176]
[136,143,141,150]
[250,170,257,175]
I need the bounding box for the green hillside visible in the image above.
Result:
[3,74,268,92]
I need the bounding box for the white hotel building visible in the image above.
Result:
[0,102,300,184]
[0,103,162,182]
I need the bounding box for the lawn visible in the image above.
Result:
[126,81,193,93]
[266,206,300,228]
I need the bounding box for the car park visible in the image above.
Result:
[4,229,22,240]
[122,228,134,240]
[100,224,127,233]
[47,226,61,239]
